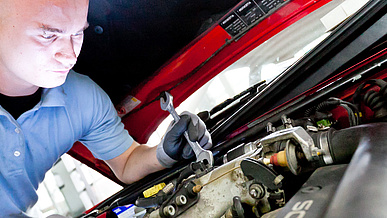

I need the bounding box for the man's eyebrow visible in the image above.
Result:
[39,22,89,33]
[40,24,64,33]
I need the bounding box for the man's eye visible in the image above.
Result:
[41,34,56,40]
[73,31,84,37]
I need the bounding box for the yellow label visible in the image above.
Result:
[143,183,166,198]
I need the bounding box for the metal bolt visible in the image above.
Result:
[281,114,293,128]
[249,184,265,199]
[266,122,276,133]
[162,182,175,194]
[250,189,258,198]
[175,195,187,206]
[163,205,176,216]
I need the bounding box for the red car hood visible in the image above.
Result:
[69,0,334,183]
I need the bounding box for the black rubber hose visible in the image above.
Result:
[323,122,387,217]
[305,99,341,117]
[325,124,387,164]
[353,79,387,112]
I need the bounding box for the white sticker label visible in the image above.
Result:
[117,95,141,117]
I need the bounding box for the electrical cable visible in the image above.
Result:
[353,79,387,119]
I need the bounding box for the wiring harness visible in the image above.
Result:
[353,79,387,119]
[305,97,360,127]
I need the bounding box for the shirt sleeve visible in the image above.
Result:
[75,74,134,160]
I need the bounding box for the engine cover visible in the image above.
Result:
[275,165,347,218]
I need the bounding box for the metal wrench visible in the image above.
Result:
[160,92,214,166]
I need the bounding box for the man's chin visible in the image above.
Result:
[38,78,67,89]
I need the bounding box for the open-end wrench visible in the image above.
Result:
[160,92,214,166]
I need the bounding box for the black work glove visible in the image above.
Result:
[156,111,212,168]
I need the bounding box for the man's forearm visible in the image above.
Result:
[121,143,165,183]
[106,141,166,184]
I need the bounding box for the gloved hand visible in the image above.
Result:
[156,111,212,168]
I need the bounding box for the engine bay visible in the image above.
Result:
[80,49,387,218]
[79,0,387,217]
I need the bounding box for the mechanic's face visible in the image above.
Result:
[0,0,89,93]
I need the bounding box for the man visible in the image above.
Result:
[0,0,212,216]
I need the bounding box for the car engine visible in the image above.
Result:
[81,53,387,218]
[80,0,387,217]
[143,74,387,218]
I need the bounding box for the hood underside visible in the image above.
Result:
[73,0,239,105]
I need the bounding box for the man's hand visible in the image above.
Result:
[106,111,212,184]
[156,111,212,168]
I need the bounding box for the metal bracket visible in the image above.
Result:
[259,126,317,161]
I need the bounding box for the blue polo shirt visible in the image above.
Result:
[0,71,134,216]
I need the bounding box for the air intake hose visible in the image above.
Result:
[323,122,387,217]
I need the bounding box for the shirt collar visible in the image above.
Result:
[0,85,67,120]
[38,86,67,108]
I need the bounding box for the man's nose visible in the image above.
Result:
[54,37,77,67]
